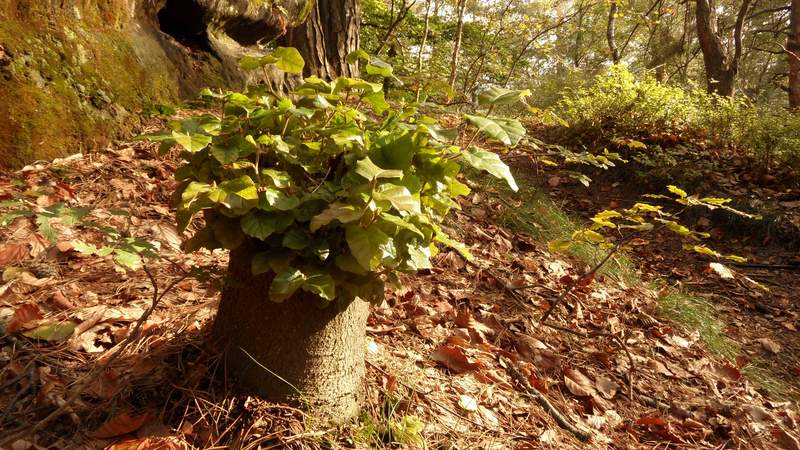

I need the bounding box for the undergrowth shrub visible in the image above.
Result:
[554,66,800,173]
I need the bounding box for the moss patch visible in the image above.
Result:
[0,2,231,167]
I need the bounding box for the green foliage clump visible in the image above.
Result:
[141,47,525,306]
[555,66,800,171]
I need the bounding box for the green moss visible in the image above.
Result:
[0,4,207,167]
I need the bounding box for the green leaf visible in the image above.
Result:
[374,185,420,214]
[269,267,306,302]
[252,250,294,275]
[72,241,99,255]
[434,228,473,260]
[273,47,305,74]
[36,215,57,243]
[477,85,531,106]
[210,144,239,164]
[461,147,518,191]
[241,210,280,240]
[346,224,390,270]
[282,227,310,250]
[22,321,77,341]
[302,272,336,301]
[172,130,211,152]
[346,49,370,64]
[113,249,142,271]
[366,57,393,77]
[211,176,259,211]
[310,202,363,231]
[368,132,417,170]
[463,114,525,146]
[355,157,403,180]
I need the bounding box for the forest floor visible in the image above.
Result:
[0,126,799,449]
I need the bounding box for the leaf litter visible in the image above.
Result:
[0,134,797,449]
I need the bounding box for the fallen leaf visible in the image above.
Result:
[709,262,734,280]
[22,321,77,341]
[636,416,667,426]
[458,394,478,412]
[564,367,596,397]
[432,344,484,373]
[51,290,74,310]
[773,426,800,450]
[757,338,782,354]
[6,303,43,333]
[595,375,618,400]
[0,243,28,266]
[90,411,152,439]
[714,363,742,381]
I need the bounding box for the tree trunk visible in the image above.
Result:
[415,0,431,101]
[214,0,367,421]
[607,0,621,63]
[695,0,751,96]
[789,0,800,110]
[279,0,360,79]
[214,242,370,421]
[447,0,466,89]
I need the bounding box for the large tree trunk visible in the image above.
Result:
[214,242,369,420]
[215,0,367,421]
[695,0,751,96]
[789,0,800,110]
[279,0,360,78]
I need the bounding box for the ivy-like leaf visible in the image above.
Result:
[355,157,403,180]
[346,224,390,270]
[269,267,305,302]
[310,202,363,231]
[461,147,518,191]
[463,114,525,146]
[273,47,305,74]
[302,271,336,301]
[476,85,531,106]
[172,130,211,152]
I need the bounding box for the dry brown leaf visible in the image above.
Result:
[90,411,152,439]
[757,338,782,354]
[714,363,742,381]
[595,375,618,400]
[564,367,596,397]
[432,344,484,373]
[6,303,43,333]
[773,427,800,450]
[0,243,28,266]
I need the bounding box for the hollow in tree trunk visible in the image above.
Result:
[214,242,369,420]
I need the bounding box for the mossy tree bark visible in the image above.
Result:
[214,242,369,420]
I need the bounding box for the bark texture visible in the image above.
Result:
[280,0,360,78]
[447,0,466,89]
[214,242,369,420]
[607,0,621,63]
[789,0,800,110]
[695,0,751,96]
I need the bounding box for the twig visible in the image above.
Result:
[0,265,191,446]
[540,321,635,403]
[501,356,592,442]
[539,237,630,323]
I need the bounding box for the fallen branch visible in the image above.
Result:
[501,356,592,442]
